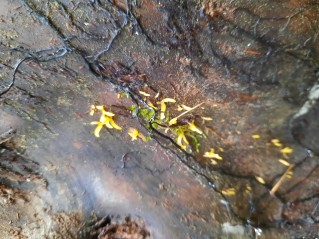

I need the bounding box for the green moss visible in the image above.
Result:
[138,108,155,122]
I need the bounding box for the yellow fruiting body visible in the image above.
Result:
[203,148,223,160]
[271,139,282,147]
[128,128,139,141]
[187,122,203,134]
[255,176,266,184]
[90,105,122,137]
[252,134,260,139]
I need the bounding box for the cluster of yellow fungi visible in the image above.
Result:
[89,92,221,163]
[90,91,296,197]
[221,137,295,197]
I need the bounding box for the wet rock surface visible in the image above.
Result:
[79,215,150,239]
[0,0,318,238]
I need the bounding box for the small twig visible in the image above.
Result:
[270,164,295,196]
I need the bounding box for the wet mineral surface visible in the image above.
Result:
[0,0,318,238]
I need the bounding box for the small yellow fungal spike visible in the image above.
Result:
[161,98,176,103]
[148,102,158,110]
[203,148,223,160]
[90,122,104,138]
[90,105,122,138]
[158,98,176,120]
[176,131,189,150]
[168,117,177,126]
[278,159,290,166]
[246,185,252,193]
[109,118,122,130]
[128,128,139,141]
[286,171,293,179]
[177,105,184,111]
[252,134,260,139]
[96,105,104,111]
[271,139,282,147]
[255,176,266,184]
[139,91,151,97]
[187,122,203,134]
[201,116,213,121]
[221,188,236,196]
[180,104,192,111]
[280,147,293,154]
[160,102,166,120]
[89,105,96,116]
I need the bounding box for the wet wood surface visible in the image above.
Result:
[0,0,318,238]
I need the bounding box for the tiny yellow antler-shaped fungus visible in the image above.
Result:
[90,105,122,137]
[158,98,176,120]
[203,148,223,165]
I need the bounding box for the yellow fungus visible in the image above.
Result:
[168,117,178,126]
[255,176,266,184]
[280,147,293,154]
[160,102,167,120]
[271,139,282,147]
[128,127,147,141]
[128,128,139,141]
[161,98,176,103]
[286,171,293,179]
[90,105,122,137]
[90,122,103,137]
[187,122,203,134]
[139,91,151,97]
[100,115,113,129]
[148,102,158,110]
[155,92,160,98]
[201,116,213,121]
[158,98,176,120]
[278,159,290,166]
[252,134,260,139]
[175,130,189,150]
[177,105,184,111]
[180,104,192,111]
[96,105,104,111]
[109,118,122,130]
[203,148,223,160]
[221,188,236,196]
[89,105,96,116]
